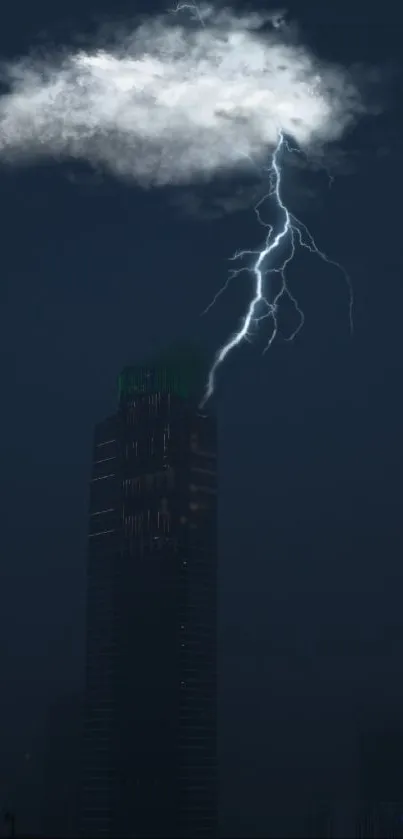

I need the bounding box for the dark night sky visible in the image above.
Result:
[0,0,402,835]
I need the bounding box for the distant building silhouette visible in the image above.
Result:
[43,693,81,837]
[356,726,403,837]
[80,345,218,837]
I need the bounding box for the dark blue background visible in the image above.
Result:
[0,0,402,834]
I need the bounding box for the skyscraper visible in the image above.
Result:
[81,345,218,838]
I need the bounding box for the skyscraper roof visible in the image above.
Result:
[118,340,207,402]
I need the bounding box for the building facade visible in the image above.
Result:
[81,348,218,837]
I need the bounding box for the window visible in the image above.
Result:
[90,508,115,517]
[88,529,116,538]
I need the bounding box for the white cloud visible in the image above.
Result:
[0,4,364,187]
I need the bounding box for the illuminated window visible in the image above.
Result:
[90,508,115,517]
[163,425,171,454]
[127,440,139,457]
[123,516,134,537]
[89,529,116,538]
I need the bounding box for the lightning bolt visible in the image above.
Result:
[200,130,353,407]
[169,1,206,26]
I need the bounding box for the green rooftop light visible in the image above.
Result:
[118,341,207,403]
